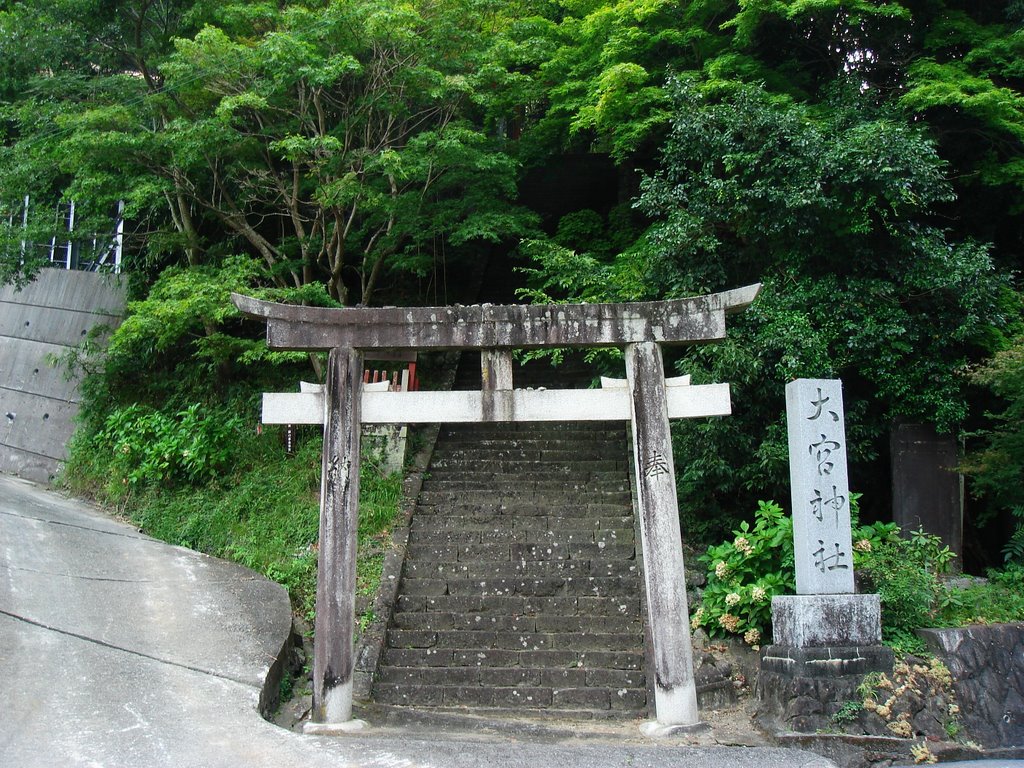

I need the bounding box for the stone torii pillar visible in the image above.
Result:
[233,285,760,734]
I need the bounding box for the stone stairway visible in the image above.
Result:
[372,355,650,718]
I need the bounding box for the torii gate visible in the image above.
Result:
[232,284,760,734]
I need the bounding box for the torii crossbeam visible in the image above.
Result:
[233,284,760,734]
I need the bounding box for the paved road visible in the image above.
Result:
[0,475,836,768]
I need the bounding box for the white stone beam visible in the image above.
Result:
[261,384,731,425]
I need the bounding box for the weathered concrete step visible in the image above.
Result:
[371,704,648,723]
[425,461,625,473]
[375,665,645,688]
[416,490,633,506]
[411,507,633,522]
[406,527,634,547]
[431,439,623,451]
[418,481,629,496]
[413,503,632,519]
[390,611,642,634]
[410,514,632,532]
[400,575,640,598]
[402,559,639,581]
[371,682,646,711]
[419,473,626,483]
[429,448,624,462]
[404,549,638,566]
[404,540,637,563]
[399,594,643,618]
[446,423,626,436]
[387,628,642,653]
[422,465,627,479]
[382,646,643,671]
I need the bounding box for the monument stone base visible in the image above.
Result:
[757,644,895,734]
[757,593,892,734]
[771,593,882,647]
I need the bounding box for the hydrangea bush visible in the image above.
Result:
[692,498,898,647]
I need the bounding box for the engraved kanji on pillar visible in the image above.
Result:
[785,379,854,595]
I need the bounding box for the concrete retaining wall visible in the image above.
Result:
[0,269,126,482]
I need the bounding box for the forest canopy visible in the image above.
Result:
[2,0,1022,549]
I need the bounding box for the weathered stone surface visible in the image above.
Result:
[232,285,760,351]
[311,347,363,725]
[891,423,962,561]
[771,594,882,647]
[756,644,894,735]
[552,688,611,709]
[626,341,699,726]
[0,270,126,482]
[919,623,1024,748]
[372,413,649,717]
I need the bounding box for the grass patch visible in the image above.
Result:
[64,424,404,628]
[938,566,1024,627]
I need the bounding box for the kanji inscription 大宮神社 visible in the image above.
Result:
[786,379,855,595]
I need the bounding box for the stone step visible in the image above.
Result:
[406,527,635,546]
[412,503,632,518]
[375,665,645,689]
[440,422,621,434]
[418,479,629,494]
[398,575,639,598]
[409,514,632,532]
[372,683,646,712]
[382,646,644,671]
[423,464,628,478]
[401,560,639,581]
[429,448,624,462]
[416,490,633,506]
[390,610,642,634]
[404,540,637,563]
[397,594,643,618]
[404,541,637,558]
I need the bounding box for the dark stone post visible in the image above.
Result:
[891,423,962,562]
[311,346,364,726]
[625,341,699,730]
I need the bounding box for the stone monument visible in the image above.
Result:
[757,379,892,733]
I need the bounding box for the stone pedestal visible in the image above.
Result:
[771,594,882,647]
[757,594,893,734]
[758,645,895,734]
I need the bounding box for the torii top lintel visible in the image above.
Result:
[231,284,761,352]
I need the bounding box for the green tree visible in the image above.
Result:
[1,0,536,302]
[524,78,1007,538]
[964,325,1024,562]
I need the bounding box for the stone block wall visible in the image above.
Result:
[0,269,126,481]
[919,623,1024,750]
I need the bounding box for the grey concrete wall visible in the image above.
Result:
[0,269,126,482]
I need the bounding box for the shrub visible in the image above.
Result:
[856,528,955,647]
[694,500,795,645]
[693,497,899,645]
[91,402,242,496]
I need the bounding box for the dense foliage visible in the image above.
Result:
[693,497,899,646]
[1,0,536,302]
[3,0,1024,565]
